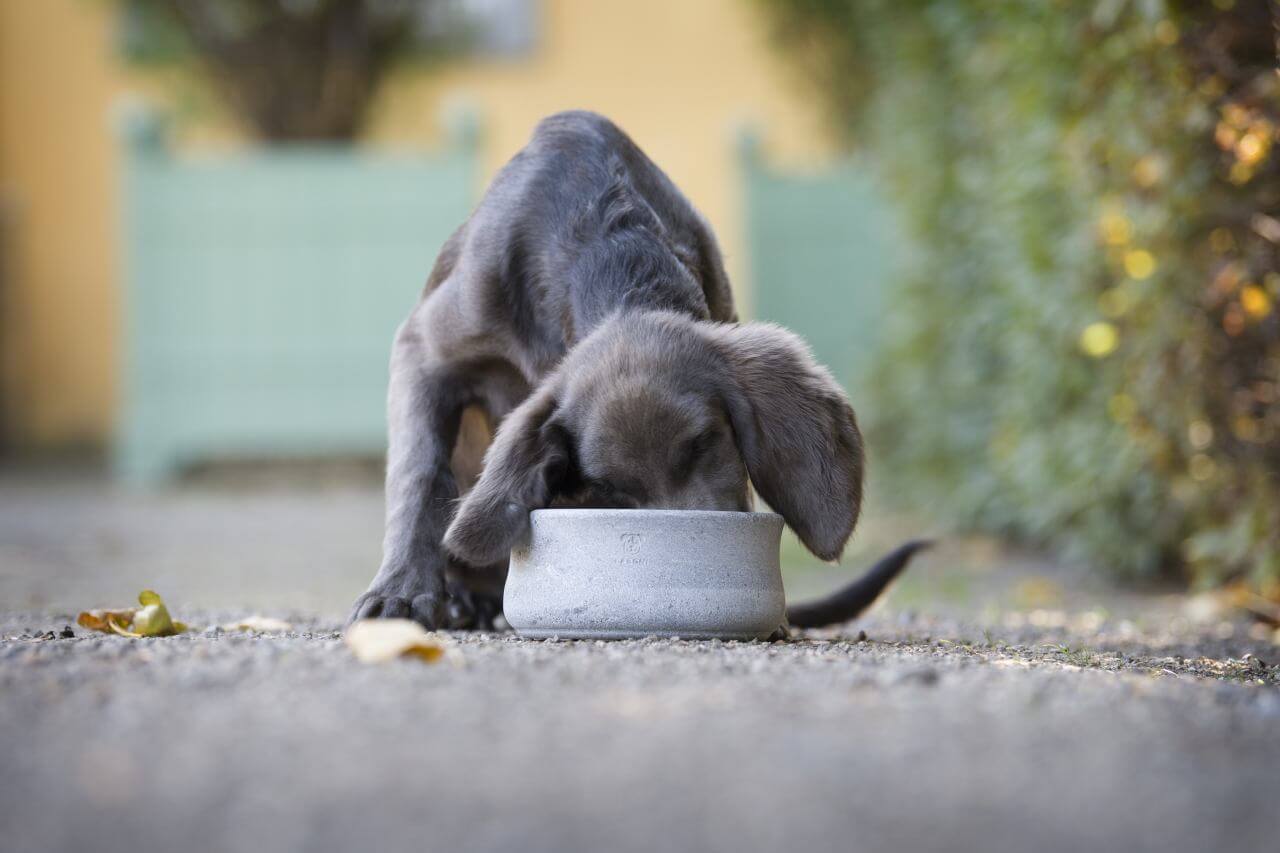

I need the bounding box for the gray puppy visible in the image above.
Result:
[350,111,927,630]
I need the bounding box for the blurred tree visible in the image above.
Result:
[118,0,446,140]
[758,0,1280,590]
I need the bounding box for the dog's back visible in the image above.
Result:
[440,111,736,352]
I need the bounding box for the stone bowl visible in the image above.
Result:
[504,509,786,640]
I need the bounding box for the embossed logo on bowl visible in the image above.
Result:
[619,532,644,554]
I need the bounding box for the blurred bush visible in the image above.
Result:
[760,0,1279,588]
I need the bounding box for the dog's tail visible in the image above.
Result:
[784,539,933,629]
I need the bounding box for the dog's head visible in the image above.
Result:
[443,311,864,565]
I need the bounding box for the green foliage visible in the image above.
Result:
[759,0,1280,587]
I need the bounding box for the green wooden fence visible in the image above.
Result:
[114,115,889,484]
[739,131,897,399]
[114,105,478,484]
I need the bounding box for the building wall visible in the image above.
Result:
[1,0,129,448]
[0,0,835,449]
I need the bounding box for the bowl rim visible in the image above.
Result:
[528,508,782,521]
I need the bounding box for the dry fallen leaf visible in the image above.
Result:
[77,590,188,637]
[344,619,454,664]
[220,616,293,633]
[77,609,137,634]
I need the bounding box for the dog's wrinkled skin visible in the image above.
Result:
[350,111,921,631]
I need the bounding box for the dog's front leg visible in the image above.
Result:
[349,328,470,629]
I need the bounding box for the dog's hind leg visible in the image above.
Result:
[443,404,510,630]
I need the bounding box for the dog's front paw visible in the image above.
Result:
[347,564,448,629]
[348,588,448,629]
[347,568,502,631]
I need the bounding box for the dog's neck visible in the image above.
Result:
[563,170,711,339]
[567,236,708,336]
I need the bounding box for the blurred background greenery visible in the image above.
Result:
[761,0,1280,593]
[0,0,1276,613]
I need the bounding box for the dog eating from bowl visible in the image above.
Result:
[349,111,927,635]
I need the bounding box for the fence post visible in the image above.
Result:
[113,99,173,486]
[443,100,483,200]
[734,123,765,319]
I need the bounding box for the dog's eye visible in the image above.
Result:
[677,429,718,472]
[583,478,638,509]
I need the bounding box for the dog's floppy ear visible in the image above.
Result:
[444,387,570,566]
[710,322,864,561]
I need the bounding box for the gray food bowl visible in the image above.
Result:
[504,509,786,640]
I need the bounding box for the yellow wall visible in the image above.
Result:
[0,0,834,449]
[1,0,126,448]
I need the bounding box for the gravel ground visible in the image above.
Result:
[2,467,1278,853]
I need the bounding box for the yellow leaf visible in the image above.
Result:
[1241,285,1272,318]
[221,616,293,633]
[77,609,138,634]
[1131,155,1163,188]
[1079,322,1119,358]
[75,591,188,637]
[130,590,183,636]
[131,605,172,636]
[1223,102,1250,129]
[107,615,142,638]
[1153,20,1179,46]
[344,619,454,664]
[1236,131,1268,166]
[1098,211,1131,245]
[1123,249,1156,279]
